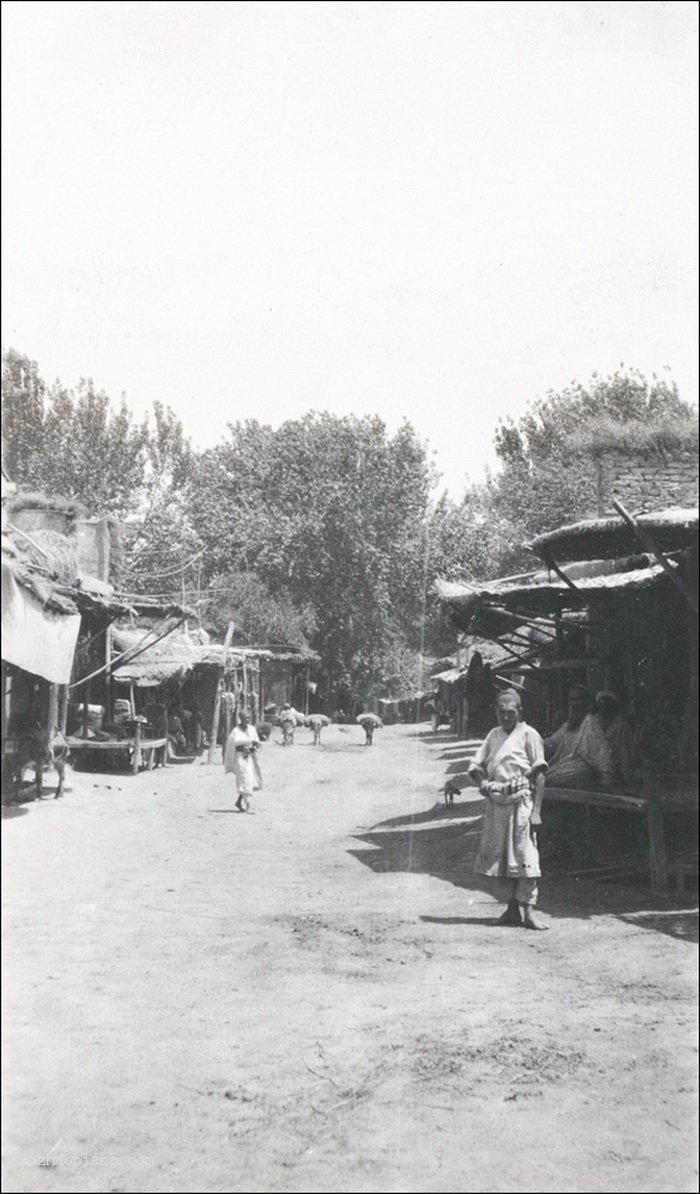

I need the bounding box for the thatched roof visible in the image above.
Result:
[1,550,79,615]
[195,643,319,669]
[436,557,675,624]
[3,500,194,628]
[111,623,198,686]
[122,595,195,619]
[5,491,85,519]
[527,506,698,563]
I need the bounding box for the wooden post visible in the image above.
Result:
[37,682,60,795]
[104,625,113,723]
[252,661,260,722]
[304,666,310,715]
[132,720,142,774]
[46,683,59,744]
[612,498,699,614]
[207,621,234,764]
[643,771,668,895]
[82,681,91,739]
[223,676,232,743]
[58,685,69,735]
[1,662,8,748]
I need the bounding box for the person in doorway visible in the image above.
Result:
[467,689,548,930]
[224,710,262,813]
[545,685,614,789]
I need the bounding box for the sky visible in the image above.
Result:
[2,1,698,498]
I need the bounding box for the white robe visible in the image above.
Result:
[224,725,262,796]
[470,721,547,879]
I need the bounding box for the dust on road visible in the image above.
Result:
[2,724,698,1193]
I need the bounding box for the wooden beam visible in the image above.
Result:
[104,625,113,722]
[612,498,698,614]
[207,621,235,764]
[642,772,669,895]
[542,550,591,608]
[58,685,69,735]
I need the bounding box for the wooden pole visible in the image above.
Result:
[45,683,59,743]
[105,625,113,722]
[82,681,91,738]
[223,674,232,743]
[58,685,69,735]
[612,498,699,614]
[643,771,668,895]
[1,662,8,747]
[132,720,142,774]
[38,682,60,795]
[207,621,234,764]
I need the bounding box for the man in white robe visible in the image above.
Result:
[545,685,614,789]
[224,711,262,813]
[468,690,548,930]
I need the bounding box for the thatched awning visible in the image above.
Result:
[194,644,319,669]
[435,555,676,627]
[378,690,433,706]
[111,624,198,686]
[528,506,698,563]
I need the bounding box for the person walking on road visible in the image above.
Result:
[306,713,329,744]
[357,712,383,745]
[467,689,548,930]
[224,710,262,813]
[279,704,300,746]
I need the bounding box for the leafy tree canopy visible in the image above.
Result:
[4,348,694,706]
[203,571,317,648]
[487,367,697,568]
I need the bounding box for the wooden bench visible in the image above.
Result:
[544,777,697,895]
[67,730,168,775]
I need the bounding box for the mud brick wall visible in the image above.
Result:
[594,448,699,516]
[74,519,112,582]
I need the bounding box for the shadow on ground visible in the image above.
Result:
[2,804,30,819]
[349,803,699,942]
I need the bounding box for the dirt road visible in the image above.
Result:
[3,724,698,1193]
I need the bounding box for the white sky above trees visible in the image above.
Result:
[2,1,697,497]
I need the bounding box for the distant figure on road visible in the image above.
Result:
[279,704,298,746]
[356,712,383,746]
[306,713,329,745]
[467,689,548,931]
[224,710,262,813]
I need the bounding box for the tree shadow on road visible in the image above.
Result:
[348,807,698,942]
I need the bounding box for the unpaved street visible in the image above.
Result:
[3,725,698,1193]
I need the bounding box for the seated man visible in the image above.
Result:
[595,691,637,787]
[545,685,614,789]
[167,711,187,755]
